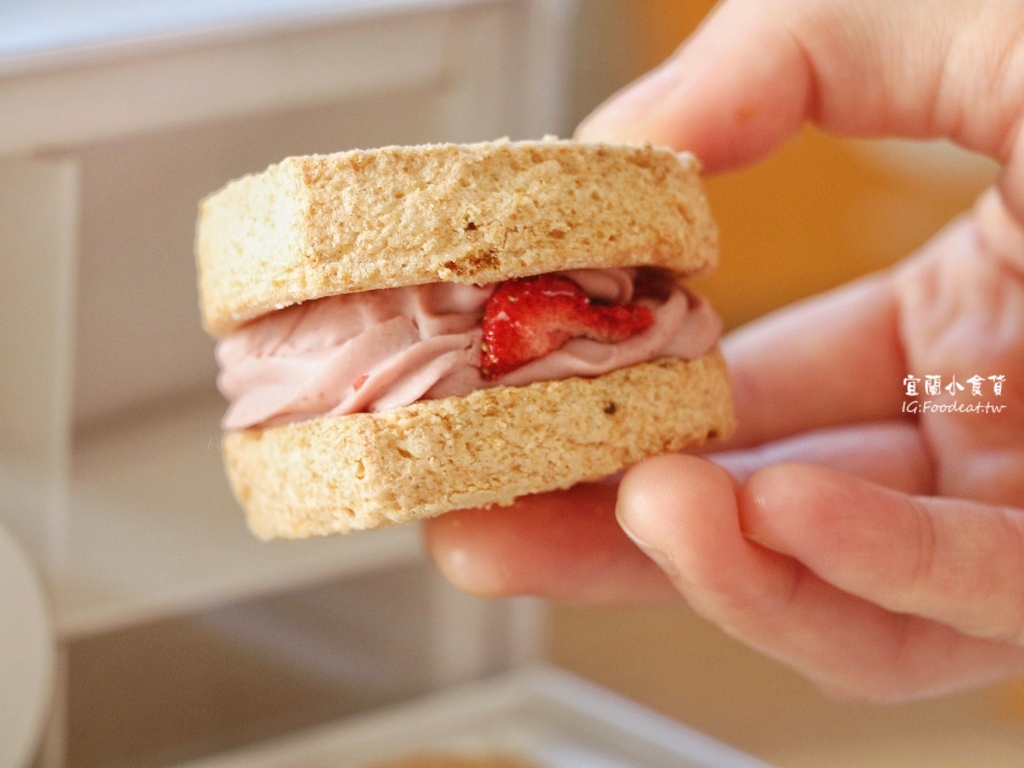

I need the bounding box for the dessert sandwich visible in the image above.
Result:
[196,139,735,538]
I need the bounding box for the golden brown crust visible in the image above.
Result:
[221,351,735,539]
[197,139,717,336]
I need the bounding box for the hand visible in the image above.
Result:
[425,0,1024,701]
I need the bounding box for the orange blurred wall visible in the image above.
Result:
[629,0,998,329]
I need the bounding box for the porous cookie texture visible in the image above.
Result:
[222,351,735,539]
[197,139,717,335]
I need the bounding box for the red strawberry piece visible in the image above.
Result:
[480,274,654,379]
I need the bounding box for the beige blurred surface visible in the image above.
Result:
[67,598,1024,768]
[549,604,1024,767]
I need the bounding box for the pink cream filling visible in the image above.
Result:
[216,268,722,430]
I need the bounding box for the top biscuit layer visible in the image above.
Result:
[196,139,717,336]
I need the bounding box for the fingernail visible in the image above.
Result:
[616,497,678,577]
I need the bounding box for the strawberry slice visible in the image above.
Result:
[480,274,654,379]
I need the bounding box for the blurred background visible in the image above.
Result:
[0,1,1018,767]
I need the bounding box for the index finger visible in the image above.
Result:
[576,0,1024,219]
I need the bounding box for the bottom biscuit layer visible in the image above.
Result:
[222,351,735,538]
